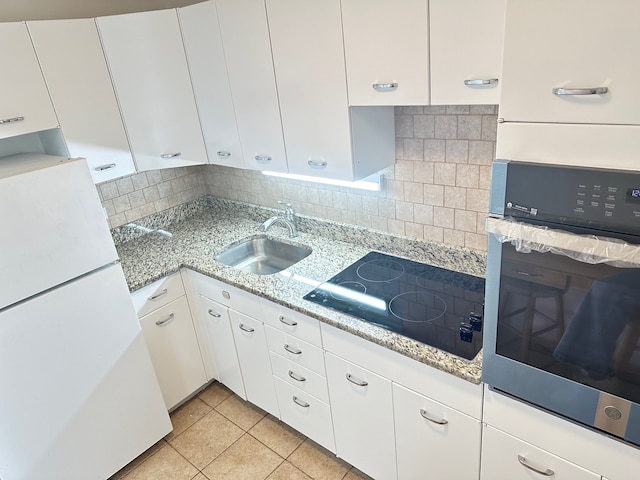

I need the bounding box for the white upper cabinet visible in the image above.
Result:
[215,0,288,173]
[341,0,429,106]
[0,22,58,140]
[429,0,506,105]
[96,9,208,172]
[266,0,395,181]
[27,19,135,184]
[499,0,640,125]
[177,1,244,169]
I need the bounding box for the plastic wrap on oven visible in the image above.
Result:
[486,216,640,268]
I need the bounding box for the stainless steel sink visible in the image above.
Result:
[214,235,312,275]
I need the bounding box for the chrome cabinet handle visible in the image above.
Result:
[0,116,24,124]
[552,87,608,96]
[239,323,255,333]
[255,155,272,163]
[279,315,298,327]
[155,313,175,326]
[464,78,498,86]
[292,396,310,408]
[160,152,181,158]
[513,269,541,277]
[517,455,554,476]
[217,151,231,157]
[419,408,448,425]
[288,370,306,382]
[372,82,398,91]
[284,344,302,355]
[148,289,168,301]
[207,309,221,318]
[94,163,116,171]
[307,160,327,168]
[222,291,231,300]
[346,373,368,387]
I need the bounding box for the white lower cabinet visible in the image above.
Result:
[325,352,397,480]
[481,425,600,480]
[393,383,481,480]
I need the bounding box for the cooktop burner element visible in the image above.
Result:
[304,252,485,360]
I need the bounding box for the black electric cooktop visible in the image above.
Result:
[303,252,485,360]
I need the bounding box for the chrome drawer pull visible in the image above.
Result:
[552,87,608,96]
[293,396,310,408]
[148,288,168,301]
[372,82,398,91]
[160,152,181,158]
[464,78,498,86]
[255,155,272,163]
[279,315,298,327]
[284,344,302,355]
[94,163,116,171]
[517,455,554,476]
[419,408,448,425]
[346,373,368,387]
[513,269,541,278]
[217,151,231,157]
[288,370,306,382]
[155,313,175,326]
[207,309,221,318]
[222,290,231,300]
[307,160,327,168]
[239,323,255,333]
[0,116,24,124]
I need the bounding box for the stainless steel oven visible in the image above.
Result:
[483,160,640,447]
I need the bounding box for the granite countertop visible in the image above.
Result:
[115,197,487,384]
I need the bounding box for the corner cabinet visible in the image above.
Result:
[429,0,506,105]
[266,0,395,181]
[96,9,208,172]
[0,22,58,140]
[27,18,135,184]
[341,0,429,106]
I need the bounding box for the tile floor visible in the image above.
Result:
[110,382,372,480]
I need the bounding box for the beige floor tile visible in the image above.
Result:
[288,439,351,480]
[191,474,209,480]
[121,444,198,480]
[165,397,213,440]
[266,461,313,480]
[108,440,167,480]
[215,394,267,430]
[201,434,283,480]
[249,414,306,458]
[344,467,374,479]
[198,381,233,408]
[169,410,244,469]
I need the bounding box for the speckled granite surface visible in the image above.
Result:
[115,196,487,384]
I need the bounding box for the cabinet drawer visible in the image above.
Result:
[265,326,326,376]
[195,273,263,319]
[262,302,323,347]
[131,272,186,317]
[270,351,329,403]
[273,377,335,453]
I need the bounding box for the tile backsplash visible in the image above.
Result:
[99,105,496,252]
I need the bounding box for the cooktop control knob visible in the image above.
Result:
[468,313,483,331]
[459,323,473,342]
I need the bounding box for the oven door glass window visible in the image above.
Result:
[497,243,640,403]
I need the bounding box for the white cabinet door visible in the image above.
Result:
[499,0,640,125]
[27,18,135,184]
[139,296,207,410]
[97,9,208,171]
[199,294,246,399]
[178,1,244,169]
[393,383,481,480]
[215,0,288,173]
[325,352,397,480]
[430,0,505,105]
[229,310,279,417]
[341,0,429,106]
[481,425,601,480]
[0,22,58,139]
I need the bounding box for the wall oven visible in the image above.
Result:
[483,160,640,447]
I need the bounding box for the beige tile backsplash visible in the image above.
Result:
[99,105,497,252]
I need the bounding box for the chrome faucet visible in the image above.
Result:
[259,201,299,238]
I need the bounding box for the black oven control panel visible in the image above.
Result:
[494,160,640,237]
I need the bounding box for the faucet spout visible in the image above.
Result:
[260,216,298,238]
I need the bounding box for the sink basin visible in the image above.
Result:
[214,235,312,275]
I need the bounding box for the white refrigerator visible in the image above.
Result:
[0,154,172,480]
